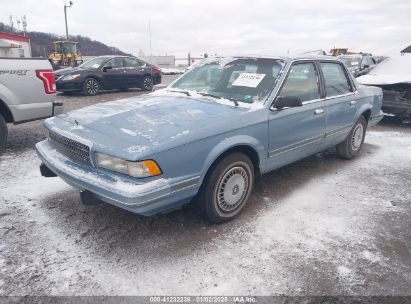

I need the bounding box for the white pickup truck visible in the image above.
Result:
[0,57,63,149]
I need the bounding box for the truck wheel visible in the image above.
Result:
[197,152,254,223]
[0,114,7,151]
[141,75,153,91]
[83,78,100,96]
[336,116,367,160]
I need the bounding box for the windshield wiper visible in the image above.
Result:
[198,92,239,106]
[167,89,192,96]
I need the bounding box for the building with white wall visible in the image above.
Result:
[0,32,32,58]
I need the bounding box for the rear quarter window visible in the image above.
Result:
[320,62,353,97]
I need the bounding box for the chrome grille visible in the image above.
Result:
[49,131,91,163]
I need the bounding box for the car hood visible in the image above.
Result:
[55,67,88,77]
[357,55,411,85]
[45,94,262,160]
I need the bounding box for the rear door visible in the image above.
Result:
[102,58,128,89]
[319,61,357,141]
[123,57,145,88]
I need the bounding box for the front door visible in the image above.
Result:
[102,58,129,89]
[266,61,327,171]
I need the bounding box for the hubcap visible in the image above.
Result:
[217,166,249,212]
[86,79,99,95]
[144,77,153,89]
[351,124,364,151]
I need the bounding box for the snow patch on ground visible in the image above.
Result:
[1,129,410,296]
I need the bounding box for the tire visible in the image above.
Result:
[336,115,367,160]
[141,75,153,91]
[0,113,7,152]
[197,152,255,223]
[83,78,100,96]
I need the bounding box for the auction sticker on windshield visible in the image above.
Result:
[232,73,266,87]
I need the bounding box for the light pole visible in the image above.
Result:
[64,1,73,40]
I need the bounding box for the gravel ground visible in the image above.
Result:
[0,81,410,296]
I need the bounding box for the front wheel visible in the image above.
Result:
[336,115,367,159]
[141,75,153,91]
[83,78,100,96]
[0,113,7,152]
[197,153,255,223]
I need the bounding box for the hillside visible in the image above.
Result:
[0,22,131,57]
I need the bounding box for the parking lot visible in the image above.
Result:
[0,74,410,296]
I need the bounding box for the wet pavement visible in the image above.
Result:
[0,80,410,295]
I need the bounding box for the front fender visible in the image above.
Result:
[199,135,267,184]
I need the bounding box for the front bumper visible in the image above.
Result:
[56,80,83,92]
[35,140,187,215]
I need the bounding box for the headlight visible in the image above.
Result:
[62,74,81,81]
[95,153,162,178]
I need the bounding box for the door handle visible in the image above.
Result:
[350,100,357,106]
[314,109,324,115]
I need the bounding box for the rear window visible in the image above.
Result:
[320,62,353,97]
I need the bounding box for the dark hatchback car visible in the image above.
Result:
[55,56,162,95]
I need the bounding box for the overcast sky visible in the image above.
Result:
[1,0,410,57]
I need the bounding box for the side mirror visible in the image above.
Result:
[103,66,112,72]
[274,96,303,109]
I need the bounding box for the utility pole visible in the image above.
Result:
[148,20,152,64]
[9,15,14,32]
[21,15,27,36]
[64,1,73,40]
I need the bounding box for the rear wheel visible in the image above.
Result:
[336,116,367,159]
[197,153,254,223]
[141,75,153,91]
[0,114,7,152]
[83,78,100,96]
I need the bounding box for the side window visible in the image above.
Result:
[361,57,370,69]
[105,58,124,69]
[138,60,147,67]
[320,62,352,97]
[365,56,374,66]
[278,62,320,102]
[124,58,141,68]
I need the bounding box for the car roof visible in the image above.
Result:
[212,54,339,62]
[94,55,135,59]
[338,54,371,58]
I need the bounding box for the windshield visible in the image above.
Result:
[170,58,284,104]
[79,57,109,69]
[339,56,361,68]
[56,43,77,53]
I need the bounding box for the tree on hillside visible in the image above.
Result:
[0,22,131,57]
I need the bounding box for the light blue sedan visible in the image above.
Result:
[36,56,384,223]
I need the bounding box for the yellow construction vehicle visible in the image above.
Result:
[48,40,83,69]
[330,48,349,57]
